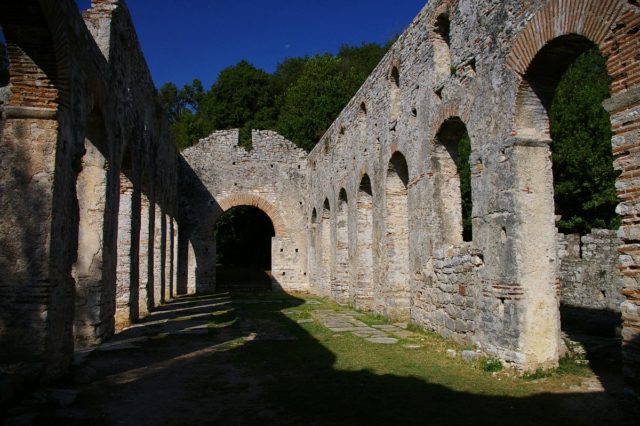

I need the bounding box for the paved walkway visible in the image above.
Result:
[311,309,420,344]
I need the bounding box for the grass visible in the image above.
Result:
[176,292,628,424]
[81,291,634,426]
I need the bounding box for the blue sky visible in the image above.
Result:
[75,0,426,89]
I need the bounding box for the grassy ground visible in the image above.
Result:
[75,292,636,426]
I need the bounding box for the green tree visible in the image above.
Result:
[276,54,358,151]
[200,61,276,149]
[455,133,472,241]
[161,42,391,151]
[550,49,619,234]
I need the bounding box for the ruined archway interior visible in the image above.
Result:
[214,206,275,292]
[521,35,623,374]
[433,117,472,243]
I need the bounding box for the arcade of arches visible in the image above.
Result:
[0,0,639,402]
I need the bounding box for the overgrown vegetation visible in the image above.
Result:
[550,48,620,235]
[159,42,392,151]
[480,357,503,373]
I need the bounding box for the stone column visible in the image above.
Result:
[153,202,163,306]
[73,139,108,347]
[115,173,135,330]
[511,140,560,370]
[138,191,151,317]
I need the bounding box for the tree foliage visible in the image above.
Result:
[550,49,619,234]
[455,132,472,241]
[159,42,390,151]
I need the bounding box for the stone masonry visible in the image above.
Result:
[0,0,182,388]
[0,0,639,402]
[178,0,640,397]
[557,229,625,313]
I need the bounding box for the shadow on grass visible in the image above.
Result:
[71,291,638,426]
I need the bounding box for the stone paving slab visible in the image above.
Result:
[312,309,415,345]
[366,337,398,344]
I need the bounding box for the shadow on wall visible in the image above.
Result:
[176,155,224,294]
[0,115,59,373]
[68,288,639,425]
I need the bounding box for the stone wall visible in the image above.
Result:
[177,0,640,396]
[413,244,483,344]
[178,129,309,292]
[1,0,639,400]
[557,229,624,313]
[0,0,181,385]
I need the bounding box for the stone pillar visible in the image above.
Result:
[138,191,151,317]
[115,173,135,330]
[162,211,171,303]
[0,109,71,377]
[383,156,410,321]
[332,197,350,303]
[188,240,197,294]
[153,202,163,306]
[511,141,560,370]
[356,182,374,310]
[73,138,108,347]
[308,223,318,291]
[171,218,178,298]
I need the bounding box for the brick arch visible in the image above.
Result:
[215,193,287,237]
[506,0,638,95]
[0,0,72,111]
[428,102,471,142]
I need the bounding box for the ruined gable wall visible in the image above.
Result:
[179,130,309,292]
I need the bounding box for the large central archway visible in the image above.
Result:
[214,205,275,292]
[207,193,290,293]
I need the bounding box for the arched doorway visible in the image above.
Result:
[214,206,275,292]
[383,151,410,321]
[511,28,627,372]
[516,34,622,373]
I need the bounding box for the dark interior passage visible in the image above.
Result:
[215,206,275,291]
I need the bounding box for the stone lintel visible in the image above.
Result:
[506,136,552,148]
[603,87,640,114]
[2,105,58,120]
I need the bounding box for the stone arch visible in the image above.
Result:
[317,198,332,296]
[507,0,633,87]
[432,116,473,244]
[389,59,401,121]
[355,173,374,310]
[429,1,452,82]
[215,193,287,237]
[332,188,350,303]
[382,151,410,321]
[505,0,640,373]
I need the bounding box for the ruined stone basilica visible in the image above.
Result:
[0,0,639,400]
